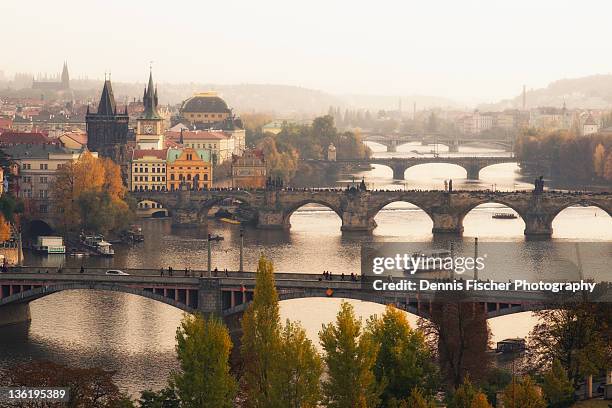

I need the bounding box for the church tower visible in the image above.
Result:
[61,61,70,90]
[135,69,164,150]
[86,77,129,160]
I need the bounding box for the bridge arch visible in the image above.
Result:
[550,199,612,221]
[460,199,528,224]
[550,200,612,238]
[368,198,435,223]
[0,283,195,313]
[282,199,343,228]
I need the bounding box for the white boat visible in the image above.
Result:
[34,236,66,254]
[81,234,115,256]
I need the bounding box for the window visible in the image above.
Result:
[204,174,208,181]
[39,190,48,199]
[40,164,48,170]
[39,204,48,213]
[40,177,47,184]
[170,174,175,180]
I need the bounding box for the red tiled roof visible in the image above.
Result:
[180,130,229,140]
[132,149,168,160]
[0,131,51,145]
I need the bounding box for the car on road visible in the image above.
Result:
[105,269,130,276]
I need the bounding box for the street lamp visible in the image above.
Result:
[207,233,212,277]
[239,228,244,273]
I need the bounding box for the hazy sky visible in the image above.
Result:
[2,0,611,103]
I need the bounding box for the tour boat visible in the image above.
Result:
[220,217,241,225]
[80,234,115,256]
[492,212,517,219]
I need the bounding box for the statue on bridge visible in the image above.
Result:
[534,176,544,194]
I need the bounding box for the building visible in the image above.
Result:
[86,79,129,162]
[179,92,232,128]
[135,71,165,150]
[582,113,599,136]
[32,62,70,91]
[130,149,167,192]
[231,149,266,188]
[458,110,494,134]
[179,130,236,164]
[166,147,212,191]
[0,131,52,147]
[2,144,96,216]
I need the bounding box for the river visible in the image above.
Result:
[1,142,610,396]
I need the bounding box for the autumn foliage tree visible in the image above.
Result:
[172,313,237,408]
[319,301,381,408]
[51,152,133,235]
[502,376,546,408]
[418,303,491,390]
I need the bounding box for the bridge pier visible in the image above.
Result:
[466,164,481,180]
[341,212,377,232]
[197,279,223,317]
[391,165,407,180]
[172,208,207,228]
[0,303,31,326]
[431,212,464,235]
[387,144,397,153]
[257,210,288,229]
[523,214,553,238]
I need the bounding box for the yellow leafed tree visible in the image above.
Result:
[0,214,11,242]
[52,152,131,235]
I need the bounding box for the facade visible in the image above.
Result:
[179,92,231,127]
[86,79,129,162]
[582,113,599,136]
[231,149,266,188]
[3,144,96,215]
[135,71,165,150]
[458,110,494,134]
[179,130,235,164]
[130,149,167,192]
[32,62,70,91]
[166,148,212,191]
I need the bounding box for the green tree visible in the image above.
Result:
[394,388,436,408]
[319,301,381,408]
[541,360,574,408]
[279,320,323,408]
[449,376,492,408]
[529,303,611,386]
[138,387,180,408]
[173,314,237,408]
[240,256,284,408]
[502,376,545,408]
[366,305,439,406]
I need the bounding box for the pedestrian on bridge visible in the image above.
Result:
[80,265,84,274]
[160,268,164,277]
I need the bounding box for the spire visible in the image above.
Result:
[141,68,161,120]
[61,61,70,89]
[97,79,117,116]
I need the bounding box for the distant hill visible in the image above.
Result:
[1,77,459,116]
[480,74,612,111]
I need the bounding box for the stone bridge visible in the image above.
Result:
[344,156,517,180]
[0,269,582,326]
[131,189,612,237]
[361,133,513,153]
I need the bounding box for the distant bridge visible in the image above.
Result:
[340,156,517,180]
[2,269,596,327]
[361,132,513,152]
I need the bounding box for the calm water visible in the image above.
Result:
[1,142,610,396]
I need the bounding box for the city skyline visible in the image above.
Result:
[2,0,612,104]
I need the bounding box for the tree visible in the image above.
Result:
[51,151,132,235]
[138,387,180,408]
[502,376,545,408]
[528,302,611,386]
[604,152,612,181]
[395,388,436,408]
[541,360,574,408]
[172,313,236,408]
[366,305,439,406]
[279,320,323,408]
[1,360,133,407]
[449,376,492,408]
[319,301,381,408]
[418,302,491,389]
[593,143,606,178]
[240,256,284,408]
[0,213,10,242]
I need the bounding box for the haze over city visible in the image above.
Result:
[2,0,612,103]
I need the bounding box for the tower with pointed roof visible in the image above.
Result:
[136,69,165,150]
[86,77,129,161]
[61,61,70,90]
